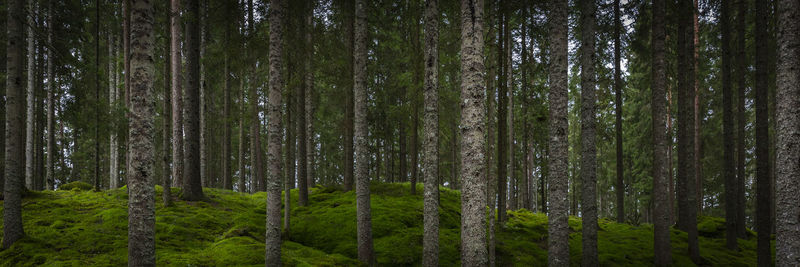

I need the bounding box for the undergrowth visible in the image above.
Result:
[0,182,760,266]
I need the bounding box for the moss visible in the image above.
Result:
[58,181,94,191]
[1,182,759,266]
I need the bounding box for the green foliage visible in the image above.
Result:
[0,183,759,266]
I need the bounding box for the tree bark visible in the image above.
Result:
[222,0,232,190]
[170,0,184,195]
[735,0,748,240]
[25,0,36,190]
[458,0,487,265]
[199,0,207,188]
[422,0,439,265]
[775,0,800,264]
[496,1,508,224]
[651,0,671,265]
[343,0,355,192]
[755,0,773,264]
[677,0,700,262]
[548,0,570,265]
[265,0,285,265]
[163,15,172,206]
[693,0,702,214]
[127,0,156,264]
[354,0,375,264]
[305,4,316,191]
[720,0,737,251]
[94,0,101,191]
[46,1,55,191]
[297,0,311,206]
[580,0,597,265]
[247,0,263,194]
[239,75,247,192]
[3,0,27,249]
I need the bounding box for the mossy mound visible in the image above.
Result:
[1,182,759,266]
[58,181,94,191]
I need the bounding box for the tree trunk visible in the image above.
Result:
[3,0,27,249]
[548,0,570,264]
[580,0,597,265]
[353,0,375,264]
[163,15,172,206]
[422,0,439,265]
[265,0,285,264]
[123,0,131,187]
[305,5,316,191]
[735,0,747,239]
[199,0,207,188]
[775,0,800,263]
[506,18,515,212]
[693,0,702,214]
[484,2,497,264]
[46,1,55,191]
[222,0,232,190]
[496,2,508,224]
[755,0,773,264]
[239,76,247,192]
[343,0,355,192]
[25,0,36,191]
[677,0,700,262]
[651,0,671,265]
[127,0,156,264]
[170,0,184,196]
[109,31,118,190]
[247,0,263,194]
[614,0,625,224]
[94,0,101,191]
[458,0,487,265]
[720,0,737,251]
[297,0,311,206]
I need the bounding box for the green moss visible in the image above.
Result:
[58,181,94,191]
[0,182,759,266]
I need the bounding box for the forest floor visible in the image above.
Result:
[0,182,760,266]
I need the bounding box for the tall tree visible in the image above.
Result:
[199,0,207,187]
[676,0,700,262]
[109,32,119,190]
[343,0,355,192]
[94,0,101,191]
[25,0,36,190]
[127,0,156,264]
[755,0,772,264]
[651,0,671,265]
[46,0,55,191]
[496,0,508,224]
[613,0,624,224]
[3,0,27,249]
[182,0,203,200]
[304,1,316,191]
[775,0,800,264]
[265,0,285,264]
[580,0,597,265]
[458,0,487,265]
[735,0,747,239]
[422,0,439,265]
[163,14,172,206]
[123,0,131,187]
[246,0,262,194]
[222,0,232,190]
[692,0,702,214]
[720,0,737,251]
[353,0,374,264]
[297,0,311,206]
[170,0,184,196]
[548,0,570,265]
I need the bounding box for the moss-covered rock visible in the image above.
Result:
[0,182,760,266]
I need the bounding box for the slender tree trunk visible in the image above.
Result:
[775,0,800,264]
[46,1,55,191]
[297,0,311,206]
[123,0,131,187]
[94,0,101,191]
[677,0,700,262]
[239,76,247,192]
[222,0,232,190]
[458,0,487,265]
[26,0,36,190]
[343,0,355,192]
[580,0,597,265]
[170,0,184,196]
[720,0,738,251]
[163,16,172,206]
[199,0,207,188]
[652,0,671,265]
[247,0,262,194]
[735,0,747,239]
[400,115,407,182]
[422,0,439,265]
[614,0,625,224]
[305,4,316,191]
[353,0,374,264]
[755,0,773,264]
[693,0,702,214]
[548,0,570,265]
[3,0,27,249]
[109,31,118,190]
[496,2,508,224]
[265,0,285,264]
[127,0,156,264]
[506,18,514,212]
[484,2,497,263]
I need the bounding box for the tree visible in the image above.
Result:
[297,0,311,206]
[265,0,285,264]
[170,0,184,196]
[3,0,27,249]
[94,0,101,191]
[353,0,374,264]
[677,0,700,262]
[127,0,156,264]
[458,0,487,265]
[548,0,570,265]
[580,0,597,265]
[614,0,624,224]
[422,0,439,265]
[46,0,56,191]
[109,29,119,189]
[496,0,508,224]
[775,0,800,264]
[163,12,173,206]
[651,0,671,265]
[304,1,316,192]
[754,0,772,264]
[222,0,232,191]
[25,0,36,191]
[735,0,747,239]
[343,0,355,192]
[720,0,737,251]
[182,0,204,201]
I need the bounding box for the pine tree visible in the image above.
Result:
[265,0,285,264]
[25,0,36,191]
[720,0,738,251]
[614,0,624,224]
[422,0,439,265]
[754,0,773,264]
[170,0,184,195]
[354,0,375,263]
[46,0,56,191]
[580,0,597,265]
[651,0,672,265]
[548,0,570,265]
[182,0,204,201]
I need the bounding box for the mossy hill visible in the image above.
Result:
[0,182,759,266]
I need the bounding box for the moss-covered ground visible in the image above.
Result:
[0,182,759,266]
